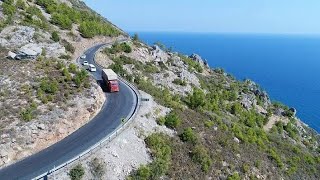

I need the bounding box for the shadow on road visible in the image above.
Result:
[97,80,108,92]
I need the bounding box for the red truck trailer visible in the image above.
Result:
[102,69,119,92]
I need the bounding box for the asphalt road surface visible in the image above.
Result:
[0,43,138,179]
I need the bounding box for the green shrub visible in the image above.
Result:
[304,154,315,165]
[179,55,203,73]
[130,133,172,179]
[69,164,85,180]
[144,63,159,74]
[51,13,72,29]
[134,78,181,109]
[121,43,132,53]
[230,102,242,115]
[108,60,127,76]
[2,1,16,16]
[204,120,214,128]
[186,88,206,109]
[59,54,71,60]
[62,40,75,53]
[227,172,241,180]
[275,121,284,134]
[40,78,58,94]
[180,127,198,144]
[172,78,187,86]
[62,68,72,81]
[79,20,119,38]
[156,116,166,126]
[89,158,105,179]
[20,101,38,122]
[164,112,181,129]
[69,63,77,74]
[132,33,139,41]
[16,0,26,10]
[36,0,120,38]
[131,165,150,180]
[73,69,88,88]
[284,121,298,140]
[242,163,250,173]
[191,145,212,173]
[51,31,60,42]
[268,149,283,168]
[115,55,134,65]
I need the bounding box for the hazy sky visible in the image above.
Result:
[83,0,320,34]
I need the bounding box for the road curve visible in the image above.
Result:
[0,43,139,179]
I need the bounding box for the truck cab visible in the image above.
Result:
[109,80,120,92]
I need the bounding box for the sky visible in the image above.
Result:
[83,0,320,34]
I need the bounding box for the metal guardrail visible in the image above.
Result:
[33,42,141,180]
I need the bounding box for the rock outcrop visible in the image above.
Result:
[189,53,208,67]
[0,26,35,47]
[151,45,168,62]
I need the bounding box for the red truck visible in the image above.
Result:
[102,69,120,92]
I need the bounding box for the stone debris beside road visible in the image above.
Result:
[51,91,174,180]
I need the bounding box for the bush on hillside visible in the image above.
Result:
[106,42,132,54]
[186,88,206,109]
[69,164,85,180]
[61,39,75,53]
[164,112,181,129]
[172,78,187,86]
[51,31,60,42]
[51,13,72,30]
[40,78,58,94]
[227,172,241,180]
[89,158,105,179]
[191,145,212,173]
[130,133,172,179]
[2,1,16,16]
[180,127,198,144]
[79,20,119,38]
[16,0,26,10]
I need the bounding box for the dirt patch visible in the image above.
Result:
[263,115,289,131]
[95,51,114,68]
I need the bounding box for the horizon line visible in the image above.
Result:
[127,30,320,36]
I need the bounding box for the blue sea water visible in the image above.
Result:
[133,32,320,132]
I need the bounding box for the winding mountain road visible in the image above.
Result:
[0,43,139,179]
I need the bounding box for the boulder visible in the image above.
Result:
[240,93,256,110]
[233,137,240,144]
[171,56,184,67]
[245,79,271,108]
[151,45,166,62]
[37,123,46,130]
[275,108,285,116]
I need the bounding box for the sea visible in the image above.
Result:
[132,32,320,133]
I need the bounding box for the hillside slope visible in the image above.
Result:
[0,0,319,179]
[94,37,320,179]
[0,0,124,167]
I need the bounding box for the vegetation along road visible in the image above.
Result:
[0,43,140,180]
